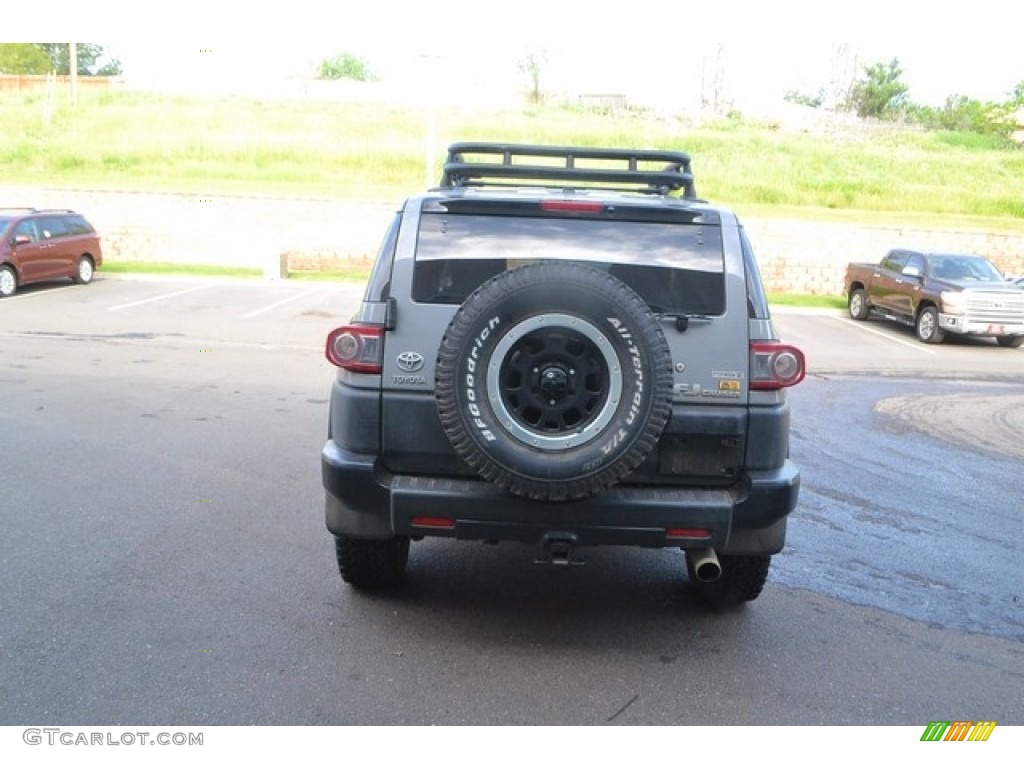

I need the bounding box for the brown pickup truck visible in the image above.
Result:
[844,249,1024,347]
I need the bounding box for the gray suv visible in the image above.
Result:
[321,143,805,607]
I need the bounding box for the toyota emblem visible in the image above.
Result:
[396,352,425,372]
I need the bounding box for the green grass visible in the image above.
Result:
[2,88,1022,229]
[105,260,371,282]
[287,268,371,282]
[104,259,371,282]
[9,86,1023,298]
[103,261,263,278]
[768,293,847,309]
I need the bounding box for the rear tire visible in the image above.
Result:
[996,335,1024,348]
[848,289,869,320]
[73,256,95,285]
[334,534,409,589]
[688,554,771,609]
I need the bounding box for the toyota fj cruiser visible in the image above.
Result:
[321,143,805,607]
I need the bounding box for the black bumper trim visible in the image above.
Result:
[322,440,798,550]
[391,476,733,548]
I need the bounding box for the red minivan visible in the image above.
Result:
[0,208,103,298]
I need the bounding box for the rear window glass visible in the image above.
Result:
[882,252,908,272]
[413,213,725,315]
[63,215,94,235]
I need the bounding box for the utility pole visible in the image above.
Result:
[70,42,78,108]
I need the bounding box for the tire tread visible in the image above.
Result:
[334,535,410,589]
[435,262,673,501]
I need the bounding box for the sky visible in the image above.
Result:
[5,0,1022,109]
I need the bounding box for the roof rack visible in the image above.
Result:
[440,143,698,199]
[0,208,75,214]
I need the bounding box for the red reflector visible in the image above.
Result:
[411,516,456,529]
[666,527,712,539]
[539,199,605,213]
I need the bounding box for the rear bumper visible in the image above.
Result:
[322,440,798,555]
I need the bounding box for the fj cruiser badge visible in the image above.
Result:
[396,352,425,372]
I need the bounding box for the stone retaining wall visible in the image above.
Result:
[742,219,1024,295]
[3,186,1022,294]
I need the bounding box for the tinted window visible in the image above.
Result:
[63,215,94,236]
[905,254,925,274]
[39,216,70,239]
[13,219,41,242]
[740,227,770,319]
[413,213,725,315]
[881,251,909,272]
[364,213,400,302]
[0,215,18,241]
[926,254,1004,282]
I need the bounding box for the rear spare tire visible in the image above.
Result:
[435,262,673,501]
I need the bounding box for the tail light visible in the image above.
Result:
[326,325,384,373]
[750,342,806,390]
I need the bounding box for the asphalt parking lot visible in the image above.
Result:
[0,273,365,349]
[2,273,1022,727]
[775,305,1024,462]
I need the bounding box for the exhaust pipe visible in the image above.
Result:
[687,548,722,582]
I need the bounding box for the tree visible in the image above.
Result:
[784,89,824,108]
[518,50,546,105]
[846,58,909,120]
[0,43,51,74]
[1009,81,1024,106]
[0,43,121,75]
[911,94,1016,138]
[318,53,374,81]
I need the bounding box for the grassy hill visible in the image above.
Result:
[2,87,1022,234]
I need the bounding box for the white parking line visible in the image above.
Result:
[0,329,320,352]
[239,289,319,319]
[830,315,936,354]
[107,284,214,311]
[3,285,79,302]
